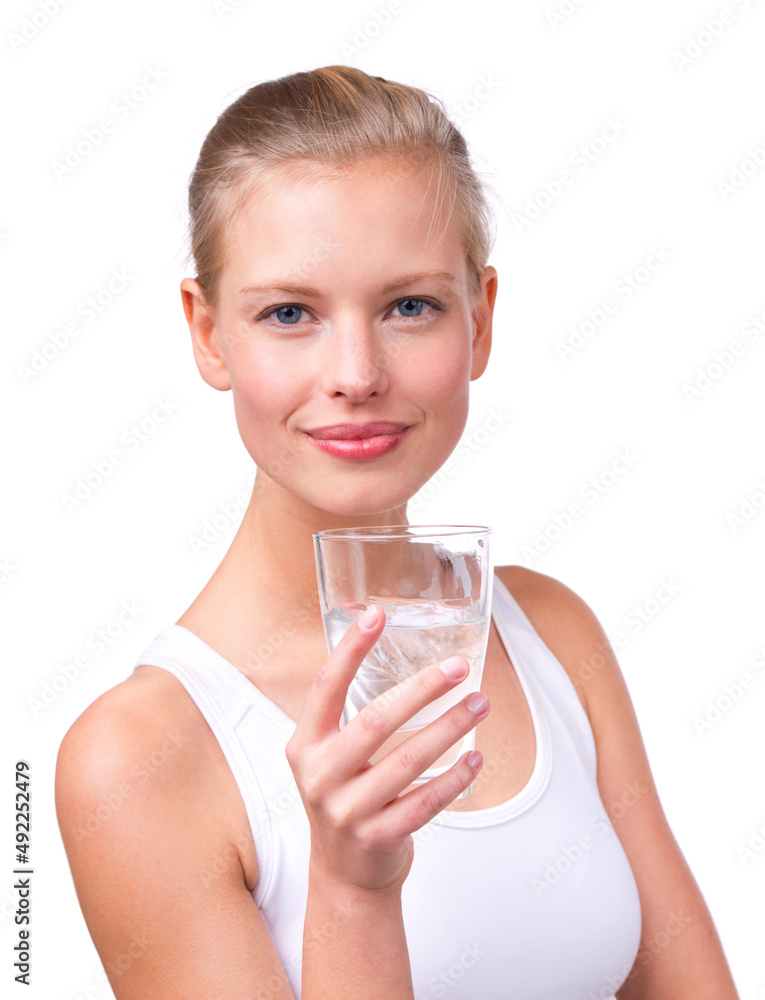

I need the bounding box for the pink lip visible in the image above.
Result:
[307,422,410,440]
[305,422,411,461]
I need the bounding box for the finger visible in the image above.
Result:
[339,654,474,774]
[296,603,385,743]
[361,691,490,811]
[382,749,485,838]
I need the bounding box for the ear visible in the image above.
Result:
[470,266,497,381]
[180,278,231,391]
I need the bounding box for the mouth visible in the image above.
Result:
[305,422,412,461]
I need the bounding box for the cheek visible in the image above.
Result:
[411,338,472,413]
[227,351,301,450]
[403,341,472,480]
[229,337,299,409]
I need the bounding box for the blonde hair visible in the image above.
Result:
[187,65,495,305]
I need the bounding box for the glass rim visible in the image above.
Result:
[313,523,493,542]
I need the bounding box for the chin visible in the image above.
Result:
[311,492,410,521]
[302,477,420,521]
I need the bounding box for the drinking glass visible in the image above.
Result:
[313,525,493,795]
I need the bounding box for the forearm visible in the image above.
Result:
[288,607,481,998]
[301,863,414,1000]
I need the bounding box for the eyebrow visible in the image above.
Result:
[239,270,457,298]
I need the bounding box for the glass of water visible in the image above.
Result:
[313,525,493,795]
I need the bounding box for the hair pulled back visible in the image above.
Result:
[187,65,495,304]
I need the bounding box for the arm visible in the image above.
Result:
[56,608,485,999]
[500,566,739,1000]
[286,603,488,998]
[55,680,298,1000]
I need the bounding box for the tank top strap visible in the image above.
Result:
[491,572,598,780]
[491,571,542,634]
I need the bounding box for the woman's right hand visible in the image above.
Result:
[285,603,489,895]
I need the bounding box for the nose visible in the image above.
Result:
[318,318,389,402]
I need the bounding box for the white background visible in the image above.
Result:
[2,0,764,996]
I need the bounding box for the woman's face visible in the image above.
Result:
[183,158,497,519]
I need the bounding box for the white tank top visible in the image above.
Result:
[132,574,641,999]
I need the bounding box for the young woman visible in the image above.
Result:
[55,66,739,999]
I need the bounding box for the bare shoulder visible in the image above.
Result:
[54,669,290,999]
[57,667,223,827]
[56,665,256,884]
[58,665,213,758]
[57,666,200,761]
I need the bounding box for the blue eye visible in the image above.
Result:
[394,297,444,319]
[395,298,428,317]
[259,297,441,328]
[272,304,303,325]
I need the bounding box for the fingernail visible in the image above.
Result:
[467,750,483,768]
[466,692,489,715]
[439,656,468,680]
[358,605,379,630]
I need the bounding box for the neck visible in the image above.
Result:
[241,473,409,598]
[180,471,409,660]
